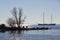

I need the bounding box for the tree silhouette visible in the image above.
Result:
[7,18,16,27]
[0,24,6,28]
[7,7,26,28]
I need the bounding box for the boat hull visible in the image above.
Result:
[38,24,56,26]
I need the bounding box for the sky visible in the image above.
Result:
[0,0,60,25]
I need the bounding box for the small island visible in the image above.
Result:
[0,7,49,32]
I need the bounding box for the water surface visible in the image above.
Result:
[0,25,60,40]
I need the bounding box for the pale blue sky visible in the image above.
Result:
[0,0,60,24]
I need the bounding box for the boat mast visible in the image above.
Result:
[51,13,52,24]
[43,12,44,24]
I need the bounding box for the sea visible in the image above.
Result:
[0,24,60,40]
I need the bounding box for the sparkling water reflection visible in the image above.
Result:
[0,29,60,40]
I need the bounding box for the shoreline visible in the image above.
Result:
[0,26,49,32]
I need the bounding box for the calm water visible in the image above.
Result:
[0,25,60,40]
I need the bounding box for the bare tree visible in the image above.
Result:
[12,7,18,27]
[7,18,16,27]
[18,8,26,27]
[18,8,22,27]
[7,7,26,28]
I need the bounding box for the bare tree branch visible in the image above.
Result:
[7,7,26,28]
[12,7,18,27]
[7,18,16,27]
[18,8,22,27]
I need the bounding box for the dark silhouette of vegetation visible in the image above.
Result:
[7,18,16,27]
[0,24,6,28]
[7,7,26,28]
[0,24,48,31]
